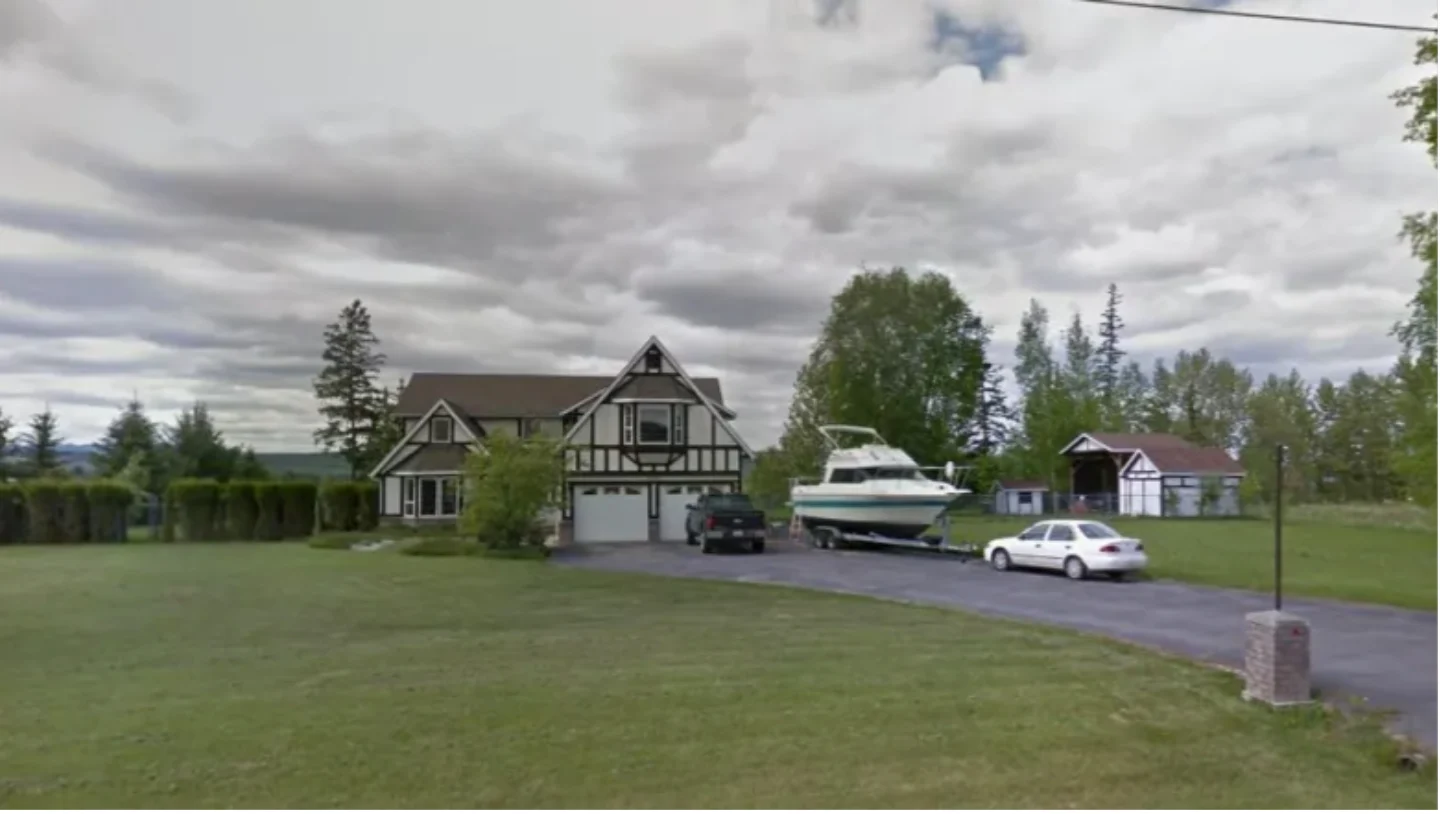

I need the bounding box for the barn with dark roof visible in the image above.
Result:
[1059,432,1246,517]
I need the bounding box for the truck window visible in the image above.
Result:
[706,494,754,511]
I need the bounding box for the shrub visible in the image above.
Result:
[461,433,566,551]
[167,479,223,541]
[0,483,27,544]
[23,480,66,543]
[160,489,176,542]
[400,536,478,557]
[278,481,318,539]
[319,481,361,532]
[86,481,134,543]
[224,481,259,541]
[253,482,283,541]
[57,483,90,543]
[356,481,379,531]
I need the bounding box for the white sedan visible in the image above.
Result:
[984,519,1148,580]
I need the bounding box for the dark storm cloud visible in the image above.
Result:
[42,131,630,275]
[0,196,172,244]
[633,272,827,333]
[0,256,181,311]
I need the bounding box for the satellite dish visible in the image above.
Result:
[944,461,956,483]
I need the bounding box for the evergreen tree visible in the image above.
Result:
[0,406,13,479]
[23,407,63,477]
[164,402,234,481]
[313,299,388,479]
[93,398,161,491]
[1095,283,1127,429]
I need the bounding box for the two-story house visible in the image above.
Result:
[368,336,755,543]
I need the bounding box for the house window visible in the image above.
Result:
[1018,491,1033,506]
[672,408,686,445]
[409,476,461,518]
[403,478,416,516]
[638,405,669,444]
[431,416,453,443]
[621,404,635,444]
[441,479,458,516]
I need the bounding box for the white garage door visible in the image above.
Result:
[573,486,649,543]
[659,484,732,542]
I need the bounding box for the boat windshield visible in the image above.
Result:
[827,466,926,483]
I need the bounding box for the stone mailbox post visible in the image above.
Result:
[1243,610,1311,706]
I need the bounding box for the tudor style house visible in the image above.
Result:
[368,336,754,543]
[1059,431,1246,517]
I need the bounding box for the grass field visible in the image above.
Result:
[948,515,1437,610]
[0,544,1432,808]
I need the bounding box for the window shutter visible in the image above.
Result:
[673,407,686,445]
[622,404,634,444]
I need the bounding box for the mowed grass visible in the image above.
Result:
[952,515,1437,610]
[0,545,1432,809]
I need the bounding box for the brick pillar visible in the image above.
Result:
[1243,610,1311,706]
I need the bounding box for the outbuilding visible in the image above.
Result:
[992,480,1050,516]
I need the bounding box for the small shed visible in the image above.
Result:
[992,480,1050,516]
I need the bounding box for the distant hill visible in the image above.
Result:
[254,452,352,479]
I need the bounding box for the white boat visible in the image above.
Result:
[789,425,968,539]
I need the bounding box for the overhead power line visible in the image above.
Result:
[1074,0,1436,34]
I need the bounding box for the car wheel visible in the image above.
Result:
[991,548,1011,572]
[1064,556,1088,581]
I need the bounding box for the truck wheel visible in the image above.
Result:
[752,540,765,554]
[701,539,715,555]
[685,531,698,546]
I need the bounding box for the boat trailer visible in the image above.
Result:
[789,513,979,561]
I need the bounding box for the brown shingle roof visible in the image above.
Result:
[394,373,726,417]
[1137,446,1245,475]
[1088,432,1194,451]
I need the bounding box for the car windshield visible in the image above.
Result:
[1077,522,1121,540]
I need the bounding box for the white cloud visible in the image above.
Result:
[0,0,1433,450]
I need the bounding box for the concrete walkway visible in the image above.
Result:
[555,540,1438,749]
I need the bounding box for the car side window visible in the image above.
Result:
[1018,524,1049,541]
[1047,524,1075,542]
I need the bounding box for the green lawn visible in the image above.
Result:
[949,515,1437,610]
[0,544,1431,808]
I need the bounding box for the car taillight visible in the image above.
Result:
[706,516,716,530]
[1099,544,1120,553]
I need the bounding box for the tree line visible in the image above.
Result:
[0,399,269,494]
[752,31,1437,512]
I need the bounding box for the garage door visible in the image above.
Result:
[573,486,648,543]
[659,484,732,542]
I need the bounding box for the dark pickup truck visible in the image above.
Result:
[684,493,768,554]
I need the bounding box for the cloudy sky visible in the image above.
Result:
[0,0,1434,451]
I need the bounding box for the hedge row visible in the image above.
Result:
[0,481,134,544]
[164,479,319,542]
[318,480,379,533]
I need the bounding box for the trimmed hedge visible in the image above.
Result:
[59,483,90,543]
[169,479,223,541]
[224,481,259,541]
[23,481,65,543]
[161,478,317,542]
[279,481,318,539]
[0,483,26,544]
[319,480,379,533]
[253,482,283,541]
[86,481,133,543]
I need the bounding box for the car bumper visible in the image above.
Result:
[705,530,765,542]
[1086,552,1148,572]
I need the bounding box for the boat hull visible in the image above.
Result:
[791,494,957,539]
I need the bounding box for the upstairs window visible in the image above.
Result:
[672,408,686,445]
[621,404,635,444]
[638,405,670,444]
[430,416,453,443]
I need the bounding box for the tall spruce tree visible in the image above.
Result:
[313,299,388,479]
[0,406,12,479]
[1095,283,1126,429]
[93,397,161,491]
[24,407,63,477]
[165,402,234,481]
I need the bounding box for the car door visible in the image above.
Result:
[1011,523,1050,566]
[1041,522,1078,570]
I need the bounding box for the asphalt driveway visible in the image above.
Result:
[555,539,1438,749]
